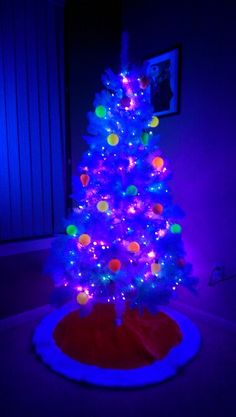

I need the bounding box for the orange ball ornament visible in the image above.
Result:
[151,263,161,275]
[76,292,89,305]
[128,241,140,253]
[109,259,121,272]
[80,174,90,187]
[152,156,164,170]
[78,233,91,246]
[153,203,164,215]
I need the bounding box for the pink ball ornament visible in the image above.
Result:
[139,76,149,89]
[177,258,185,268]
[153,203,164,215]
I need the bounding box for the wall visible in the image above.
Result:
[0,0,66,242]
[65,0,122,175]
[123,0,236,321]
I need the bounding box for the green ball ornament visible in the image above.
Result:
[95,105,106,118]
[66,224,78,236]
[126,185,138,196]
[141,132,149,145]
[170,223,182,234]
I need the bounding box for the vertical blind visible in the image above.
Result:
[0,0,66,241]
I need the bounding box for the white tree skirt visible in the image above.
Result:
[33,303,200,387]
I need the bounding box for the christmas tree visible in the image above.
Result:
[50,67,196,321]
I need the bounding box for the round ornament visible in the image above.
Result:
[170,224,182,234]
[152,156,164,170]
[76,292,89,305]
[153,203,164,215]
[78,234,91,246]
[139,76,149,89]
[151,263,161,274]
[128,241,140,253]
[66,224,78,236]
[108,259,121,272]
[126,185,138,196]
[177,258,185,268]
[80,174,90,187]
[97,200,109,212]
[149,116,159,128]
[120,96,131,109]
[141,132,149,145]
[107,134,119,146]
[95,105,106,118]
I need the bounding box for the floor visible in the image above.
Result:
[0,303,236,417]
[0,243,235,417]
[0,247,53,318]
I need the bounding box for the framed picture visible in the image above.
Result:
[143,47,181,117]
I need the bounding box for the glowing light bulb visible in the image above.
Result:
[128,157,135,168]
[127,206,136,214]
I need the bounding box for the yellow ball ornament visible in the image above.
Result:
[77,292,89,305]
[128,241,140,253]
[151,263,161,274]
[152,156,164,170]
[78,233,91,246]
[107,133,119,146]
[149,116,159,128]
[97,200,109,212]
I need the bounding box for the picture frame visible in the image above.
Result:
[143,46,181,117]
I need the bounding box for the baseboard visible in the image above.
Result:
[171,300,236,333]
[0,237,55,257]
[0,304,53,332]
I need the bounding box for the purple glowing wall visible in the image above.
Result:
[122,0,236,321]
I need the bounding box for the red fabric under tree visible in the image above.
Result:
[53,303,182,369]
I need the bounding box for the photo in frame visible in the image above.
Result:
[143,47,181,117]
